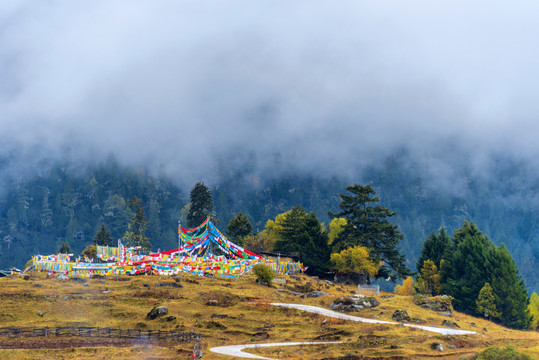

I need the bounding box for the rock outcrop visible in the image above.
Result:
[147,306,168,319]
[414,295,453,315]
[392,309,411,322]
[330,295,379,312]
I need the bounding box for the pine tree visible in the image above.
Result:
[485,244,530,329]
[187,182,214,228]
[122,196,151,253]
[273,205,330,276]
[59,241,72,254]
[329,184,410,280]
[94,223,113,246]
[443,222,491,312]
[416,227,450,274]
[476,282,500,320]
[227,212,253,244]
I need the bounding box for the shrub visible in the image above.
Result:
[202,290,239,307]
[252,263,275,286]
[79,245,97,260]
[470,345,533,360]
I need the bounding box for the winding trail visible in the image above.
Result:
[271,303,477,336]
[210,303,477,359]
[211,341,343,360]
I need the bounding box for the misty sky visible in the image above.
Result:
[1,1,539,186]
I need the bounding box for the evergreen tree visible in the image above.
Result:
[122,196,151,253]
[227,212,253,244]
[416,227,451,274]
[476,282,500,320]
[443,222,491,312]
[187,182,214,228]
[94,223,113,246]
[329,184,410,280]
[58,241,72,254]
[485,244,530,329]
[273,205,330,276]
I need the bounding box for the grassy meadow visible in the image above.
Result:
[0,272,538,359]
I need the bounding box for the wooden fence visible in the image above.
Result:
[0,327,201,343]
[358,284,380,296]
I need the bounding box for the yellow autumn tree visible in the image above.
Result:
[330,246,380,282]
[253,210,292,253]
[528,292,539,330]
[415,260,442,295]
[328,218,347,245]
[264,211,290,247]
[394,276,416,296]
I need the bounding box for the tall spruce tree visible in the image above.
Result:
[273,205,330,276]
[58,241,72,254]
[329,184,410,280]
[416,227,451,274]
[122,196,151,253]
[187,182,213,228]
[94,223,113,246]
[227,212,253,245]
[443,221,492,312]
[485,244,530,329]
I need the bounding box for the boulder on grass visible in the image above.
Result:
[392,309,411,322]
[147,306,168,319]
[441,319,459,328]
[330,295,379,312]
[431,343,445,352]
[414,294,453,315]
[301,291,330,298]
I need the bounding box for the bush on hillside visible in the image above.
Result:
[252,263,275,286]
[79,245,97,260]
[469,345,533,360]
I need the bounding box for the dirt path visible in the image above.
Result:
[211,341,343,360]
[209,303,477,359]
[271,303,477,336]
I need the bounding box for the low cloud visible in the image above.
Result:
[1,1,539,190]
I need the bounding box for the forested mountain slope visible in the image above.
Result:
[0,153,537,292]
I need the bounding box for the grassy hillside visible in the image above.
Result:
[0,273,538,359]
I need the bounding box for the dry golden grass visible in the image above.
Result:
[0,273,537,359]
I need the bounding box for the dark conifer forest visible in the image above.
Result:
[0,151,538,295]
